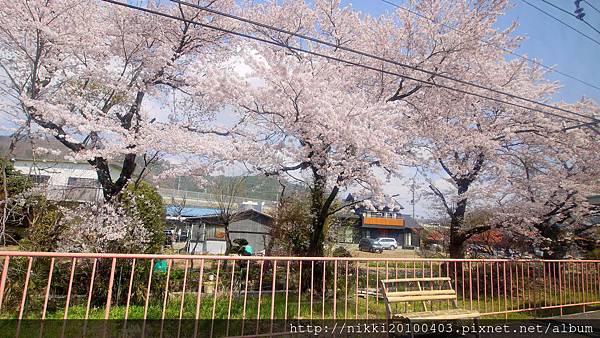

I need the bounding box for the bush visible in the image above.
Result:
[331,246,351,257]
[228,238,249,255]
[269,193,312,256]
[18,196,66,251]
[121,181,166,253]
[1,158,34,244]
[21,181,165,254]
[0,158,32,199]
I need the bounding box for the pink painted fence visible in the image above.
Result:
[0,252,599,320]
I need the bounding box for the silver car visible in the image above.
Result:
[376,237,398,250]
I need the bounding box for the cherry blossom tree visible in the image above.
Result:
[210,0,411,256]
[57,202,151,253]
[491,101,600,258]
[379,1,600,258]
[0,0,236,201]
[2,0,597,260]
[205,0,599,258]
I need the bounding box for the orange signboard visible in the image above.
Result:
[363,217,405,227]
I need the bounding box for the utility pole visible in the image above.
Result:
[410,174,416,219]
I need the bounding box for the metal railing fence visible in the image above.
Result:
[0,252,598,320]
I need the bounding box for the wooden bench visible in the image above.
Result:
[380,277,480,321]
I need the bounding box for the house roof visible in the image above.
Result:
[588,195,600,205]
[166,206,219,218]
[184,208,274,224]
[12,157,123,171]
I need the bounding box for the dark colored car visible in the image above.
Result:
[358,238,383,253]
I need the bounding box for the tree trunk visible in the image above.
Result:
[224,222,233,254]
[307,170,326,257]
[448,190,469,259]
[308,205,327,257]
[449,235,466,259]
[436,154,485,259]
[306,171,339,257]
[535,222,569,259]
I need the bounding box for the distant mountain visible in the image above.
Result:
[155,174,303,201]
[1,135,301,200]
[0,135,69,160]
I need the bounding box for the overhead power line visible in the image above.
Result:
[584,0,600,15]
[521,0,600,46]
[379,0,600,92]
[540,0,600,35]
[99,0,600,134]
[170,0,598,125]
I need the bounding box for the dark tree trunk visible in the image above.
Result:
[449,234,466,259]
[448,182,469,259]
[306,170,339,257]
[224,222,233,254]
[434,154,485,259]
[91,155,137,202]
[307,177,327,257]
[32,91,145,203]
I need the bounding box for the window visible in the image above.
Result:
[29,174,50,184]
[67,177,99,188]
[203,225,226,240]
[204,225,216,240]
[65,177,100,201]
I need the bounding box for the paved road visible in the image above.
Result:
[551,309,600,319]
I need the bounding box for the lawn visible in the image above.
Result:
[5,291,599,321]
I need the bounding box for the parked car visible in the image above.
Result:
[359,238,383,253]
[376,237,399,250]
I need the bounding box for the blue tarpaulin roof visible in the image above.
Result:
[165,206,219,218]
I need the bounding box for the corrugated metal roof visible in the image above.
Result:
[588,195,600,205]
[165,206,219,217]
[185,208,274,222]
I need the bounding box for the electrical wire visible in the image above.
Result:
[541,0,600,35]
[171,0,599,125]
[584,0,600,15]
[379,0,600,92]
[521,0,600,46]
[99,0,600,134]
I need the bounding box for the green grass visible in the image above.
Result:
[1,299,598,338]
[5,290,599,320]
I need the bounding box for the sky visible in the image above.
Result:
[335,0,600,218]
[341,0,600,103]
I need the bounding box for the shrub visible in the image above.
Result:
[269,193,312,256]
[228,238,249,255]
[0,158,32,199]
[331,246,351,257]
[121,181,166,253]
[18,196,66,251]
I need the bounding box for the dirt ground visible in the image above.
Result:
[351,248,419,258]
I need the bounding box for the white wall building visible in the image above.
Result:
[12,158,120,202]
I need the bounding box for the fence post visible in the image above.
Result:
[0,256,10,313]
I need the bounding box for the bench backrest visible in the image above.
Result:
[379,277,458,316]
